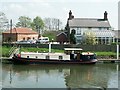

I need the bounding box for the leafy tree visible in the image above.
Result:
[31,16,44,34]
[16,16,32,28]
[84,31,97,45]
[70,29,76,44]
[0,12,8,33]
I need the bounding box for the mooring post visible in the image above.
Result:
[117,44,119,60]
[49,42,51,53]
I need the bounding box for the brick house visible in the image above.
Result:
[2,27,38,42]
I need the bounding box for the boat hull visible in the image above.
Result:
[10,56,97,65]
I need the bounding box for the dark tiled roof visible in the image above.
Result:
[69,18,111,28]
[3,27,38,34]
[57,32,67,36]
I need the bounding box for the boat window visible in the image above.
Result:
[46,55,50,59]
[81,55,96,60]
[59,56,63,60]
[36,56,38,58]
[27,56,29,58]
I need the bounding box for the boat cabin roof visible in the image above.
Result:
[64,48,83,51]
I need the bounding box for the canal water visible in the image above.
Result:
[1,63,119,89]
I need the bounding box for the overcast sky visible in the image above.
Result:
[0,0,119,30]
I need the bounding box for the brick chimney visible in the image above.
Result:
[104,11,108,20]
[68,10,74,20]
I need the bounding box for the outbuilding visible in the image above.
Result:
[56,32,68,44]
[2,27,38,42]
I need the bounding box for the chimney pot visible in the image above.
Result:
[104,11,108,20]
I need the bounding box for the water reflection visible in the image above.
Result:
[2,63,118,88]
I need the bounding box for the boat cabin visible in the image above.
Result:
[64,48,96,60]
[64,48,82,60]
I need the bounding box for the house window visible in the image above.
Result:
[27,37,31,40]
[59,56,63,60]
[23,37,25,40]
[76,28,81,35]
[46,55,50,59]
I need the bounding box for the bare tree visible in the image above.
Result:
[44,18,62,31]
[44,18,51,30]
[0,12,8,33]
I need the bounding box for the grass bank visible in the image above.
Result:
[95,52,116,56]
[2,46,118,58]
[2,46,12,57]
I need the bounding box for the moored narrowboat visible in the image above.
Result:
[10,48,97,64]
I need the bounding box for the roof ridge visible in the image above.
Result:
[3,27,38,34]
[73,18,100,20]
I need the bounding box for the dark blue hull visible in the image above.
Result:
[10,56,97,65]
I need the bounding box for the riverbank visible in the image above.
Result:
[2,46,118,58]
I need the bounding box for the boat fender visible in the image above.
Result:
[17,54,21,57]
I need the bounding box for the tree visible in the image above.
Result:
[70,29,76,44]
[44,18,51,30]
[31,16,44,34]
[65,21,70,42]
[83,31,97,45]
[0,12,8,33]
[44,18,62,31]
[16,16,32,28]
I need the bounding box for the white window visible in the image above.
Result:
[76,28,81,35]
